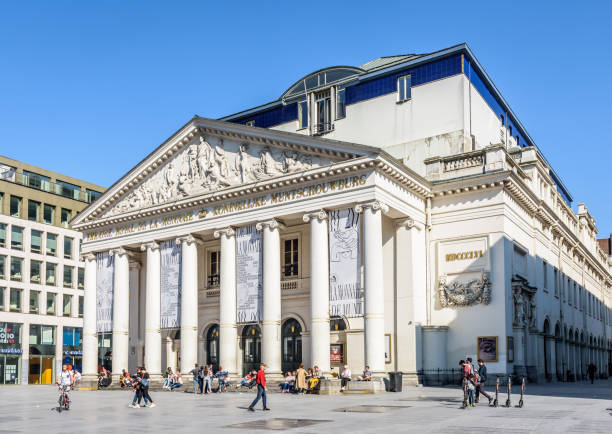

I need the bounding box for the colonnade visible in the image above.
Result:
[81,201,389,381]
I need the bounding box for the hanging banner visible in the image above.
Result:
[160,240,182,329]
[236,225,263,323]
[329,208,363,317]
[96,252,114,333]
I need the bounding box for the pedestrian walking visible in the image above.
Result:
[248,363,270,412]
[587,362,596,384]
[475,359,493,405]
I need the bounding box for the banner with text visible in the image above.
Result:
[96,252,114,333]
[160,240,182,329]
[329,208,363,317]
[236,225,263,323]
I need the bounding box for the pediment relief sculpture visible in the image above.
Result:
[438,271,491,308]
[103,136,332,218]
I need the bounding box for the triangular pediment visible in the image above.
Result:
[73,117,378,226]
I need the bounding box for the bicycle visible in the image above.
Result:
[58,384,70,412]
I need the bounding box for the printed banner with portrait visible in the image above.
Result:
[160,240,182,329]
[96,252,114,333]
[329,208,362,317]
[236,225,263,323]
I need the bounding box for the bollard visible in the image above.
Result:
[493,377,499,407]
[518,377,525,408]
[505,376,512,408]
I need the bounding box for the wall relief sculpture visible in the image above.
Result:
[438,271,491,307]
[511,275,537,329]
[104,136,331,217]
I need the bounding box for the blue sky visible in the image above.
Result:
[1,1,611,234]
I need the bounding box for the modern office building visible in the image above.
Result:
[73,44,611,388]
[0,156,105,384]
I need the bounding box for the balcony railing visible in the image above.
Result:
[312,122,334,135]
[0,172,101,204]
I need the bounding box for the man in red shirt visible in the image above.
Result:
[248,363,270,412]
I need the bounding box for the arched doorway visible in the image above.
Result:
[281,319,302,373]
[206,324,219,372]
[242,325,261,375]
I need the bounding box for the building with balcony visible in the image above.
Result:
[0,156,105,384]
[73,44,611,388]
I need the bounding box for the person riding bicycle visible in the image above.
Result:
[56,364,74,391]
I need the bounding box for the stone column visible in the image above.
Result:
[81,253,98,388]
[214,227,238,378]
[355,201,388,375]
[303,210,330,374]
[256,219,284,378]
[177,235,199,375]
[20,321,30,385]
[545,336,556,381]
[110,247,130,379]
[140,242,162,378]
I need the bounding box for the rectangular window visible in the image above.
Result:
[46,262,56,285]
[0,223,5,248]
[23,170,51,191]
[85,189,102,203]
[60,209,71,228]
[10,196,21,217]
[10,257,22,281]
[46,233,57,256]
[43,204,55,224]
[31,230,42,254]
[314,90,332,134]
[29,290,39,313]
[0,256,5,279]
[542,261,548,290]
[63,294,72,317]
[283,238,299,277]
[245,120,255,127]
[77,267,84,289]
[298,100,308,130]
[78,295,84,318]
[55,180,81,201]
[0,287,4,310]
[553,269,559,296]
[46,292,56,315]
[63,237,73,259]
[208,250,220,287]
[63,265,73,288]
[397,74,411,102]
[336,88,346,120]
[30,260,42,284]
[9,288,22,312]
[27,200,40,221]
[11,226,23,250]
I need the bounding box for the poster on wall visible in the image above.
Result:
[329,208,362,318]
[96,252,114,333]
[330,343,344,365]
[477,336,498,362]
[236,225,263,323]
[160,240,182,329]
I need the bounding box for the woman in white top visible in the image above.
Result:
[340,365,351,391]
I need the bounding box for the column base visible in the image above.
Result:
[78,374,99,391]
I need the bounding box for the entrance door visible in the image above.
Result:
[242,325,261,375]
[206,325,219,372]
[282,319,302,373]
[28,355,55,384]
[0,355,20,384]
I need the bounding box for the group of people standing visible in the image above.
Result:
[460,358,492,407]
[189,364,230,394]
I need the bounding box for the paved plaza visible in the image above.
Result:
[1,380,611,433]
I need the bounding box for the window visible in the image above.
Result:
[23,170,51,191]
[55,181,81,200]
[30,324,55,345]
[27,200,40,221]
[46,292,56,315]
[63,326,82,347]
[283,238,299,277]
[29,290,39,313]
[0,223,5,248]
[63,237,73,259]
[11,226,23,250]
[31,230,42,254]
[63,265,73,288]
[46,233,57,256]
[208,250,220,287]
[77,267,84,289]
[30,260,42,283]
[60,209,71,228]
[9,288,22,312]
[43,204,55,224]
[542,261,548,290]
[298,100,308,130]
[397,74,411,102]
[85,189,102,203]
[245,120,255,127]
[336,88,346,120]
[314,90,332,134]
[0,256,5,279]
[63,294,72,317]
[10,257,22,281]
[78,295,84,318]
[553,268,559,297]
[10,196,21,217]
[46,263,56,285]
[0,287,4,310]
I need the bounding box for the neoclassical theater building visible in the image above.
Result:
[73,44,611,387]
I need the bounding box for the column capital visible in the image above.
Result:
[175,234,202,246]
[140,241,160,252]
[354,200,389,214]
[213,227,235,239]
[108,247,128,257]
[394,217,423,231]
[81,253,97,262]
[256,219,286,231]
[303,209,328,223]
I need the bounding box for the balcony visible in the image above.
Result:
[312,122,334,136]
[0,172,100,204]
